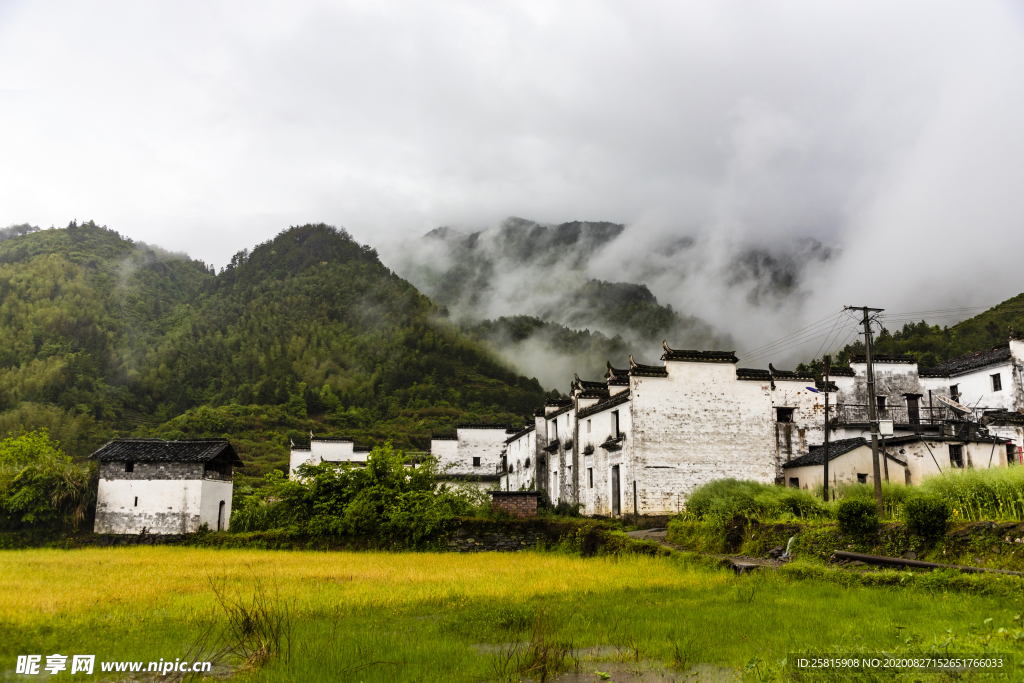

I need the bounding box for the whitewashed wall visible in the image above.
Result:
[630,361,775,515]
[578,397,631,516]
[503,429,536,491]
[783,446,907,490]
[893,439,1006,483]
[95,479,206,534]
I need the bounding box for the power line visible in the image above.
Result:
[736,308,846,358]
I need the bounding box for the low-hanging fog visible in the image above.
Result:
[2,1,1024,386]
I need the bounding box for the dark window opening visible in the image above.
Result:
[1007,444,1017,466]
[992,373,1003,392]
[612,411,620,438]
[857,473,868,484]
[906,396,920,425]
[472,457,481,467]
[217,500,225,532]
[125,461,134,473]
[588,467,593,488]
[876,396,887,412]
[552,422,558,440]
[611,465,620,516]
[949,444,964,469]
[524,457,531,468]
[775,407,795,423]
[134,496,138,507]
[788,477,799,488]
[587,419,591,433]
[950,385,960,402]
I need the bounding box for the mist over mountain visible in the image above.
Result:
[391,217,837,385]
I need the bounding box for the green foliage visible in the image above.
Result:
[0,222,547,473]
[0,429,96,530]
[683,478,829,521]
[231,443,478,547]
[835,498,879,536]
[917,465,1024,522]
[903,494,950,539]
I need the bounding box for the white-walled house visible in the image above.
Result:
[430,424,516,491]
[92,439,242,534]
[289,437,370,477]
[500,336,1023,517]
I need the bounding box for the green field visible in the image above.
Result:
[3,548,1024,682]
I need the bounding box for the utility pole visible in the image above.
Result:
[848,306,885,515]
[822,355,831,502]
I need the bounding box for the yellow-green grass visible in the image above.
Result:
[2,548,1023,681]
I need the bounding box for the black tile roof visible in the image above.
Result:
[983,410,1024,425]
[546,404,574,419]
[782,438,868,468]
[850,354,917,364]
[457,423,512,430]
[91,438,243,465]
[605,361,629,380]
[311,437,353,442]
[572,373,606,391]
[577,389,610,400]
[930,346,1012,377]
[918,367,948,378]
[629,355,668,377]
[769,363,816,381]
[816,380,839,393]
[505,424,536,444]
[607,376,629,386]
[431,433,458,441]
[578,389,631,418]
[661,341,738,363]
[545,398,572,407]
[828,366,855,377]
[736,368,772,381]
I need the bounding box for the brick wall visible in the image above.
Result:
[489,491,540,518]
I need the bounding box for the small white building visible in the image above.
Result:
[92,438,242,534]
[289,437,370,478]
[430,424,515,491]
[782,433,1010,490]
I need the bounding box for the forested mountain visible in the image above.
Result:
[797,294,1024,375]
[0,222,551,483]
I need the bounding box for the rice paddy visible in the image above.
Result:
[3,547,1024,681]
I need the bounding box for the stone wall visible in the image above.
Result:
[445,525,548,552]
[100,460,204,481]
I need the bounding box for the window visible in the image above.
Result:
[857,473,868,484]
[552,421,558,440]
[788,477,799,488]
[587,419,591,433]
[524,457,531,468]
[125,461,134,473]
[949,444,964,469]
[950,385,960,402]
[1007,444,1017,466]
[612,411,620,438]
[775,407,795,423]
[588,467,593,488]
[134,496,138,507]
[472,457,481,467]
[876,396,887,412]
[992,373,1003,392]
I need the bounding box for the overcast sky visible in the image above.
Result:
[3,1,1024,352]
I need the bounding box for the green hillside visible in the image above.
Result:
[797,295,1024,374]
[0,222,549,483]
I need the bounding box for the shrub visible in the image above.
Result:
[684,478,829,521]
[904,494,950,539]
[836,499,879,536]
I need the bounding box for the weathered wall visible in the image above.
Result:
[898,439,1007,483]
[841,360,921,410]
[100,461,204,480]
[289,447,312,476]
[772,379,830,464]
[200,479,234,531]
[503,429,536,491]
[446,427,508,476]
[630,361,775,515]
[578,397,631,516]
[95,479,205,534]
[784,445,907,490]
[430,438,459,475]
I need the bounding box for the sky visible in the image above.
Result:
[2,1,1024,360]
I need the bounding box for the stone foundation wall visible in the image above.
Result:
[489,491,540,517]
[445,526,547,552]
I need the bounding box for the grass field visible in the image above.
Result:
[3,548,1024,682]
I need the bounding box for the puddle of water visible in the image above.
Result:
[471,644,737,683]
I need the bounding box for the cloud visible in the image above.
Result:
[0,0,1022,363]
